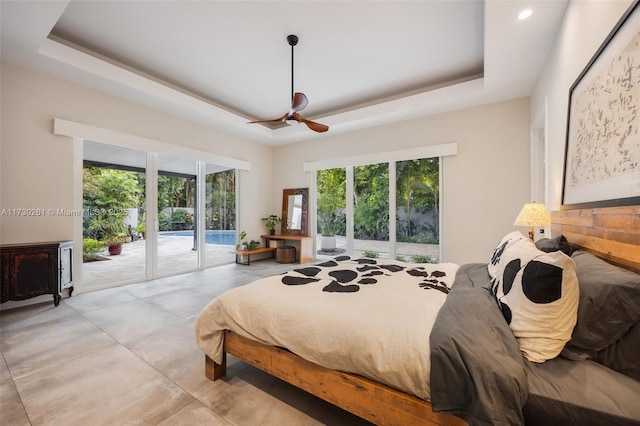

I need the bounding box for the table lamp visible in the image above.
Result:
[514,202,550,240]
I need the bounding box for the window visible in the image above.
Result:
[315,155,442,262]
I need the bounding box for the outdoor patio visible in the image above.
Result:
[82,235,236,291]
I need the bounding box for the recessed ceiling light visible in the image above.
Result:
[518,9,533,20]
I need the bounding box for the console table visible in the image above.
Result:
[1,241,74,307]
[261,234,313,264]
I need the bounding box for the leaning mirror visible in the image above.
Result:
[282,188,308,236]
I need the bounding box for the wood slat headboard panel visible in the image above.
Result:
[551,206,640,272]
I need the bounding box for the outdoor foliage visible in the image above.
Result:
[159,214,172,231]
[316,168,347,236]
[156,170,235,232]
[171,209,193,229]
[316,158,439,244]
[317,168,346,213]
[317,210,345,236]
[411,254,439,264]
[354,163,389,240]
[206,169,236,230]
[83,165,236,246]
[396,158,439,244]
[158,175,194,212]
[83,167,142,242]
[82,238,105,262]
[157,175,194,230]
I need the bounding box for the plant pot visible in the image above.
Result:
[269,229,275,235]
[108,243,122,256]
[321,235,336,252]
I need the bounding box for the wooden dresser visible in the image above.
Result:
[1,241,74,307]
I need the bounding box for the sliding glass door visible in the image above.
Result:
[157,154,198,276]
[82,142,147,290]
[82,141,237,290]
[204,167,236,267]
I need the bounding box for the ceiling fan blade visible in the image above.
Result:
[293,113,329,133]
[247,113,288,124]
[290,92,308,113]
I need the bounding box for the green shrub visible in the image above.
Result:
[411,254,438,264]
[171,209,193,229]
[158,214,172,231]
[363,250,379,258]
[83,238,105,262]
[83,168,141,241]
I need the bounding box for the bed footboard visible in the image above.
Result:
[204,330,466,426]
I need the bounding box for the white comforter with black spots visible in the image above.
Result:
[195,256,459,400]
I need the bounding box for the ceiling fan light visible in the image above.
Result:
[285,117,299,126]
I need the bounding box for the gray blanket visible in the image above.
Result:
[430,263,528,425]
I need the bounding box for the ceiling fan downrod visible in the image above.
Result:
[287,34,298,102]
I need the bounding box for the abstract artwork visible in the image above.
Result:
[562,1,640,208]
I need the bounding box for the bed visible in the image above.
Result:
[195,206,640,425]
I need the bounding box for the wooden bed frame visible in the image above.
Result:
[204,205,639,426]
[550,206,639,272]
[206,331,465,426]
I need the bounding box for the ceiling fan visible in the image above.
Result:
[248,34,329,133]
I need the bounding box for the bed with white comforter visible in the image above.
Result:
[195,256,459,400]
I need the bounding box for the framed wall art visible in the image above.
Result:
[562,0,640,209]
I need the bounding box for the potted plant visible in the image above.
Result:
[105,234,127,256]
[236,231,249,251]
[318,210,344,252]
[90,214,129,256]
[261,214,282,235]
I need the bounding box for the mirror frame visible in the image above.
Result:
[282,187,308,236]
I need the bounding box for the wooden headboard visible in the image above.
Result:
[551,206,640,272]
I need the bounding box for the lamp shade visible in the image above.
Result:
[513,202,550,227]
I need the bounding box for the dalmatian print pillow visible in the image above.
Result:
[488,231,528,279]
[491,235,579,363]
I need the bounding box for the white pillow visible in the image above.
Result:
[491,235,579,363]
[488,230,528,279]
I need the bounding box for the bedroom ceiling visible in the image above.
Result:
[0,0,568,146]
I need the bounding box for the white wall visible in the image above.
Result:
[274,98,531,264]
[530,0,634,210]
[0,61,274,285]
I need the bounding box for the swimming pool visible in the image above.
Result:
[161,230,236,245]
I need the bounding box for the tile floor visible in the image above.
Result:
[0,260,372,425]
